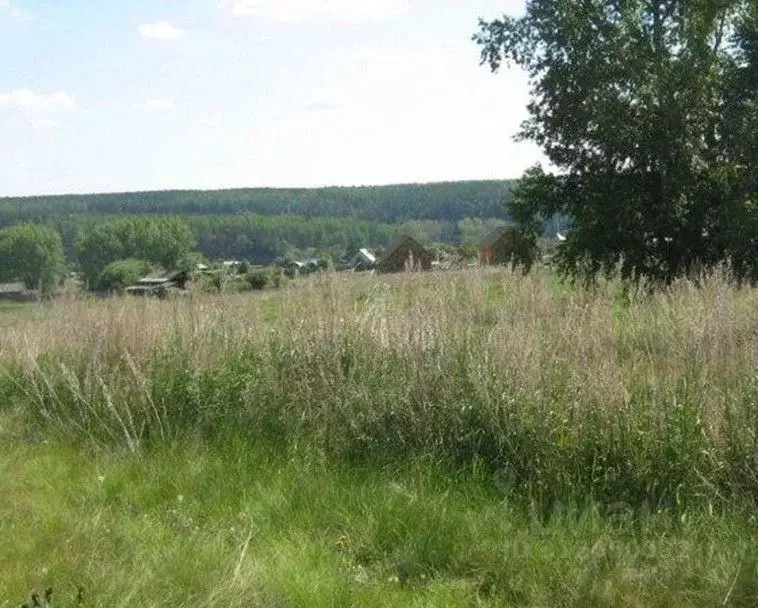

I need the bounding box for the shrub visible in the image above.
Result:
[245,269,269,290]
[268,267,285,288]
[96,259,152,293]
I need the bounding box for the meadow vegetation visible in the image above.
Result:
[3,268,758,606]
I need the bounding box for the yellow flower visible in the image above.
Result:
[332,534,349,550]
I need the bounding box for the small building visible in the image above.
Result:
[478,227,530,266]
[350,248,377,272]
[378,236,434,273]
[0,282,37,302]
[222,261,243,274]
[125,270,189,297]
[281,260,305,278]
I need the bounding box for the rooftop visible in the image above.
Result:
[0,282,27,294]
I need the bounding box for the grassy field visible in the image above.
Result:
[0,301,59,328]
[2,269,758,606]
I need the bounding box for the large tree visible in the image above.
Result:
[476,0,757,283]
[76,216,196,288]
[0,223,65,294]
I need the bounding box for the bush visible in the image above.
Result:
[269,267,285,288]
[96,259,151,293]
[245,269,269,290]
[195,272,225,293]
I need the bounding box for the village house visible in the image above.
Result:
[477,227,534,267]
[304,258,320,272]
[478,227,516,265]
[222,261,245,274]
[0,282,38,302]
[125,270,190,297]
[350,248,377,272]
[378,236,434,273]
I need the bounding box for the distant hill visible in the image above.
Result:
[0,180,514,225]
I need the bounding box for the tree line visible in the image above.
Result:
[2,211,562,294]
[0,180,514,226]
[11,211,568,270]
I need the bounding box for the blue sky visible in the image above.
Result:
[0,0,542,196]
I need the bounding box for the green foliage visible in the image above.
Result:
[316,254,333,271]
[5,270,758,512]
[0,223,65,295]
[76,216,195,288]
[0,180,514,225]
[0,181,530,267]
[5,271,758,602]
[4,442,758,607]
[501,227,539,272]
[186,213,399,264]
[197,272,225,294]
[0,181,575,266]
[96,259,152,293]
[476,0,758,283]
[457,217,512,245]
[245,269,269,290]
[395,219,451,245]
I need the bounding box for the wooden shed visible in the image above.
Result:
[378,236,434,273]
[125,270,190,297]
[478,227,528,266]
[0,282,38,302]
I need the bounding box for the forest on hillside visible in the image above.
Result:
[0,180,513,225]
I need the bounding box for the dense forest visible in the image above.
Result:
[0,180,513,225]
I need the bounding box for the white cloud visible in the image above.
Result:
[0,90,75,110]
[134,99,175,111]
[138,21,187,40]
[0,0,24,18]
[221,0,409,22]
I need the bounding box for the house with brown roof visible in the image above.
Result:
[378,236,434,273]
[478,227,530,266]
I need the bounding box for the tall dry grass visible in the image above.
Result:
[2,268,758,508]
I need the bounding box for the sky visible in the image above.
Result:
[0,0,543,196]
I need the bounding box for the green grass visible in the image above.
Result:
[0,301,55,327]
[3,268,758,605]
[3,440,758,607]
